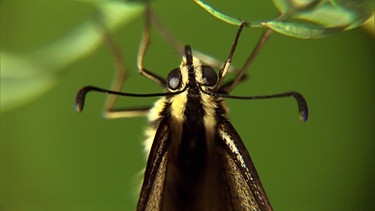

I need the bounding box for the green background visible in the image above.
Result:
[1,0,374,210]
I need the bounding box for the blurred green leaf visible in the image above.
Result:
[0,52,56,112]
[260,20,343,38]
[1,1,145,112]
[194,0,244,26]
[270,0,374,38]
[194,0,373,38]
[362,12,375,36]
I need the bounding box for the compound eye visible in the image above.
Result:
[202,65,217,86]
[167,68,182,90]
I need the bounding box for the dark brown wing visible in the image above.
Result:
[217,117,273,211]
[137,119,170,211]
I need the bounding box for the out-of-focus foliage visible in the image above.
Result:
[1,1,144,112]
[195,0,373,38]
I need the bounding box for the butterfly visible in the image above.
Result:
[75,5,308,211]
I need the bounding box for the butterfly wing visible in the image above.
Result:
[217,117,273,211]
[136,116,273,211]
[137,118,170,211]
